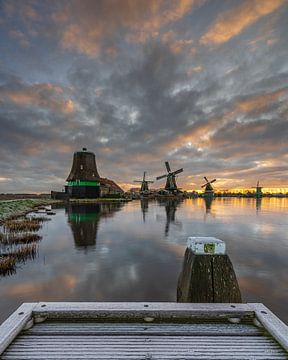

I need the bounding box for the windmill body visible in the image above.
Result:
[66,148,101,198]
[156,161,183,194]
[134,171,154,194]
[201,176,216,197]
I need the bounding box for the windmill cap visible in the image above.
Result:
[82,147,87,151]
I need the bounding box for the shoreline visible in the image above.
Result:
[0,197,131,224]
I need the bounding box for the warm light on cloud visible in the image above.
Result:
[161,30,193,54]
[162,88,288,152]
[200,0,284,45]
[0,83,75,114]
[54,0,199,56]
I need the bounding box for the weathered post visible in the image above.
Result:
[177,237,242,303]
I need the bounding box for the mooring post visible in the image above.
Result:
[177,237,242,303]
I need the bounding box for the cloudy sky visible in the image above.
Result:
[0,0,287,192]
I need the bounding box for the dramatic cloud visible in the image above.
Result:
[200,0,285,45]
[53,0,200,56]
[0,0,287,192]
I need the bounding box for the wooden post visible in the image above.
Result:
[177,240,242,303]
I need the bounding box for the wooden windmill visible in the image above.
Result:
[66,148,101,198]
[156,161,183,193]
[201,176,216,196]
[134,171,154,193]
[253,181,262,198]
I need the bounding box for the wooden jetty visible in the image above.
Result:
[0,302,287,359]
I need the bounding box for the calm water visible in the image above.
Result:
[0,198,288,324]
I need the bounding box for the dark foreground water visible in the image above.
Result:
[0,197,288,324]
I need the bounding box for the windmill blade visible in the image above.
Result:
[172,168,183,176]
[204,176,209,183]
[143,171,146,181]
[165,161,171,173]
[201,183,208,188]
[156,174,168,180]
[147,180,154,183]
[210,179,216,183]
[134,180,142,183]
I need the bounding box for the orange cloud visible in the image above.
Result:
[200,0,284,45]
[161,30,193,54]
[0,83,75,114]
[162,88,288,151]
[54,0,200,56]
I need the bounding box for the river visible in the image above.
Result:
[0,197,287,324]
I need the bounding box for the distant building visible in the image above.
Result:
[100,177,124,197]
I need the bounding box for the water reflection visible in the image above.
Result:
[156,198,183,236]
[256,198,262,213]
[177,244,242,303]
[0,197,288,325]
[204,196,213,214]
[140,198,149,222]
[66,202,125,249]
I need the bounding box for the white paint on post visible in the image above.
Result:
[187,237,226,255]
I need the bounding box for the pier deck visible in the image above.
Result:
[0,302,287,359]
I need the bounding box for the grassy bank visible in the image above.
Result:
[0,199,59,223]
[0,197,131,223]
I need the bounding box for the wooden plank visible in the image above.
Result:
[249,303,288,352]
[24,322,262,336]
[0,303,36,355]
[32,302,253,320]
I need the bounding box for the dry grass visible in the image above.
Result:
[0,233,42,244]
[4,219,42,232]
[0,255,16,276]
[32,216,51,222]
[12,244,38,262]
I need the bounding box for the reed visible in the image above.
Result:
[4,219,42,232]
[30,216,51,222]
[13,243,38,262]
[0,255,16,276]
[0,233,42,245]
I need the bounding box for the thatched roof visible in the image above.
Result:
[100,178,124,193]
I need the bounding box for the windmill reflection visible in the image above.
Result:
[204,196,213,213]
[156,198,183,237]
[140,198,149,222]
[256,198,262,213]
[177,239,242,303]
[66,202,124,249]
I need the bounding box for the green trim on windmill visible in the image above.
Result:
[69,212,100,222]
[68,180,100,187]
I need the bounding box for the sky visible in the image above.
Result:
[0,0,288,193]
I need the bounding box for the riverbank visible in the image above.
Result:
[0,199,60,223]
[0,196,132,223]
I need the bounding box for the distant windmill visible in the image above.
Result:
[253,181,262,198]
[201,176,216,196]
[134,171,154,193]
[156,161,183,193]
